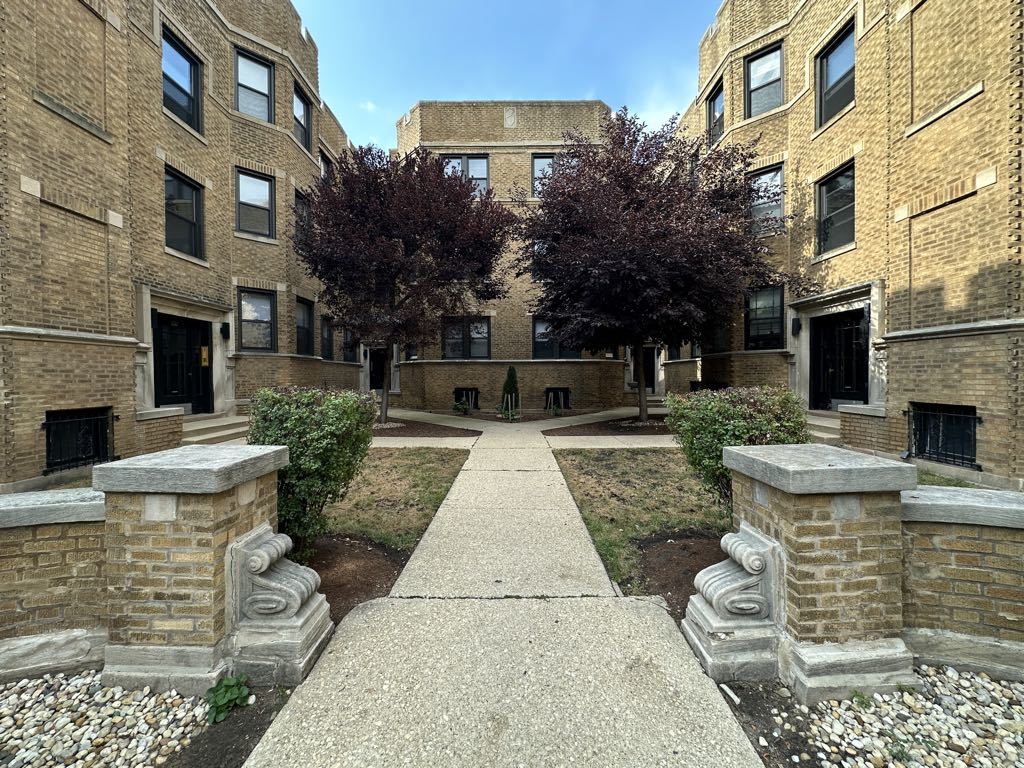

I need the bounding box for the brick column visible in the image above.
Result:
[93,445,287,695]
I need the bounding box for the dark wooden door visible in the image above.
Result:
[154,313,213,414]
[809,308,868,410]
[368,348,387,390]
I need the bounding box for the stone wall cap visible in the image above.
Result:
[902,485,1024,529]
[723,444,917,494]
[92,445,288,494]
[0,488,105,528]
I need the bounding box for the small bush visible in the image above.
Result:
[248,387,376,557]
[665,386,808,496]
[205,675,251,724]
[501,366,520,410]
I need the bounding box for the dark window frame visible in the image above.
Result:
[442,154,490,195]
[706,79,725,144]
[816,161,855,255]
[908,403,981,470]
[234,48,274,123]
[162,27,202,132]
[164,166,204,259]
[320,318,334,360]
[235,168,276,238]
[342,329,359,363]
[744,285,785,351]
[295,297,314,356]
[744,42,783,119]
[441,316,491,360]
[293,85,312,150]
[319,151,334,179]
[816,20,856,127]
[749,163,784,236]
[531,154,555,198]
[532,317,580,360]
[237,288,277,352]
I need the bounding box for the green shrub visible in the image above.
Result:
[248,387,376,557]
[665,386,808,496]
[205,675,251,724]
[501,366,520,410]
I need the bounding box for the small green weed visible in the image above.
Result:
[205,675,252,724]
[850,689,874,710]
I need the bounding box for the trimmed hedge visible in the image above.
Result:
[248,387,377,557]
[665,386,808,496]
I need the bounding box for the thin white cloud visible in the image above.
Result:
[359,100,378,113]
[632,66,697,132]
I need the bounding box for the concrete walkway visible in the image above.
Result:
[244,412,761,768]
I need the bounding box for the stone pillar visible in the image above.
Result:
[93,445,289,694]
[682,444,920,704]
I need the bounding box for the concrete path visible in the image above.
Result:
[244,411,761,768]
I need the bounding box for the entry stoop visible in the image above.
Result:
[806,410,841,445]
[181,414,250,446]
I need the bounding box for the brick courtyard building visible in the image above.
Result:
[679,0,1023,489]
[1,0,359,491]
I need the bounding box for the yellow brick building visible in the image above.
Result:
[679,0,1023,489]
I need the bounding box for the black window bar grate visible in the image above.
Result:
[906,403,981,471]
[42,408,118,474]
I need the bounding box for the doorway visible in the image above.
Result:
[368,348,388,391]
[809,308,868,410]
[631,346,657,394]
[153,312,213,414]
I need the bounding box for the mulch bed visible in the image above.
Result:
[542,415,672,436]
[451,411,578,423]
[167,534,407,768]
[372,419,481,438]
[637,532,725,621]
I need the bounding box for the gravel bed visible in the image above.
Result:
[0,670,208,767]
[801,665,1024,767]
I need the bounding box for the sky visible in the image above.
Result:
[290,0,720,148]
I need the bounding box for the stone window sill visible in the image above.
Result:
[813,241,857,263]
[809,100,856,141]
[162,107,209,145]
[164,246,210,267]
[233,231,280,246]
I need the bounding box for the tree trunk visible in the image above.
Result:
[379,343,393,424]
[633,341,649,422]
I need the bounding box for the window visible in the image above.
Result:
[817,162,855,254]
[320,318,334,360]
[164,168,203,258]
[238,290,276,351]
[342,329,359,363]
[320,151,334,179]
[404,343,418,361]
[909,403,980,469]
[666,346,682,361]
[162,29,201,130]
[294,189,309,231]
[706,80,724,144]
[532,317,579,359]
[236,169,275,237]
[43,407,115,474]
[293,86,311,150]
[236,50,273,121]
[745,44,782,118]
[442,317,490,359]
[745,286,784,350]
[750,164,783,236]
[295,298,313,355]
[532,154,553,197]
[817,22,855,126]
[444,155,489,195]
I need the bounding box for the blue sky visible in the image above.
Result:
[290,0,719,147]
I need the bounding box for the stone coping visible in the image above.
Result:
[901,485,1024,529]
[723,444,917,495]
[0,488,105,528]
[136,407,185,421]
[837,403,886,418]
[92,445,288,494]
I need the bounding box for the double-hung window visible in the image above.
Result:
[238,290,276,351]
[750,165,784,236]
[164,168,203,258]
[162,29,201,131]
[745,44,782,118]
[744,286,785,350]
[817,162,855,254]
[442,317,490,359]
[320,151,334,179]
[817,22,855,126]
[444,155,489,196]
[236,50,273,122]
[706,80,724,144]
[295,298,313,355]
[532,318,579,359]
[320,319,334,360]
[293,86,311,150]
[532,155,553,197]
[342,329,359,363]
[236,169,275,237]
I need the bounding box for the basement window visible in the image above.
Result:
[43,407,116,474]
[908,403,981,470]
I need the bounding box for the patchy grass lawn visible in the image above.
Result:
[555,448,730,593]
[326,447,468,552]
[917,469,978,488]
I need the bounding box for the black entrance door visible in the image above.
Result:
[368,348,388,390]
[154,312,213,414]
[809,308,869,410]
[643,347,657,394]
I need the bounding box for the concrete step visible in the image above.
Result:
[808,428,843,446]
[181,425,249,446]
[181,414,249,439]
[806,410,841,431]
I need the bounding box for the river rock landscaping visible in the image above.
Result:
[0,670,208,767]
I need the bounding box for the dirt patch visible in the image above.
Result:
[451,411,577,423]
[372,420,481,438]
[310,534,407,623]
[724,680,815,767]
[542,415,671,436]
[638,534,726,621]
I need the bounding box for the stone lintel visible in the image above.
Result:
[901,486,1024,529]
[0,488,105,528]
[724,444,917,495]
[92,444,288,494]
